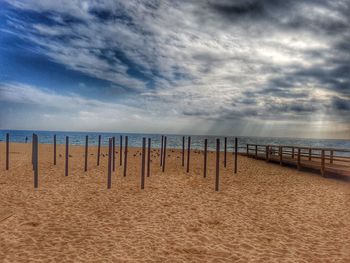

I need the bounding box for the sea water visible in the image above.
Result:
[1,130,349,154]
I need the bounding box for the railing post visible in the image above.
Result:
[255,145,258,158]
[160,135,164,167]
[123,136,128,177]
[97,135,101,166]
[65,136,69,176]
[53,134,57,165]
[330,150,333,164]
[224,137,227,167]
[292,147,294,159]
[32,133,34,170]
[186,136,191,173]
[321,149,325,177]
[204,139,208,178]
[279,146,283,165]
[84,135,88,172]
[215,139,220,191]
[119,135,123,166]
[112,136,115,172]
[141,137,146,189]
[297,148,301,170]
[265,145,269,161]
[246,144,249,157]
[147,138,151,177]
[107,138,112,189]
[182,136,185,167]
[33,134,38,188]
[234,137,238,174]
[309,148,311,161]
[6,133,9,170]
[162,136,167,173]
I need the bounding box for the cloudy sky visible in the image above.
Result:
[0,0,349,138]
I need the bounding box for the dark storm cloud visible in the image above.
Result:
[208,0,291,18]
[208,0,350,34]
[210,1,266,17]
[266,61,350,98]
[332,97,350,111]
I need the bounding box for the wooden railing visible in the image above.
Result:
[246,144,350,177]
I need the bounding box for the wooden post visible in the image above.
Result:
[147,138,151,177]
[107,138,112,189]
[265,145,269,161]
[330,150,333,164]
[292,147,294,159]
[160,135,164,167]
[32,133,34,170]
[53,134,57,165]
[162,136,167,172]
[84,135,88,172]
[234,137,238,174]
[309,148,311,161]
[279,146,283,165]
[297,148,301,170]
[65,136,69,176]
[33,134,38,188]
[215,139,220,191]
[141,138,146,189]
[97,135,101,166]
[123,136,128,177]
[255,145,258,159]
[321,149,325,177]
[32,134,35,169]
[120,135,123,166]
[186,136,191,173]
[182,136,185,167]
[204,139,208,178]
[246,144,249,157]
[112,136,115,172]
[33,134,36,182]
[224,137,227,168]
[6,133,9,170]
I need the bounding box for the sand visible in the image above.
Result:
[0,142,349,262]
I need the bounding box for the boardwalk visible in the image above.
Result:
[246,144,350,178]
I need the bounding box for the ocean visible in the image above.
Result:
[1,130,349,154]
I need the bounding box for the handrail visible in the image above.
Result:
[246,144,350,153]
[246,144,350,171]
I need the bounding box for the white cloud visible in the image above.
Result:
[0,82,213,134]
[7,0,337,93]
[2,0,350,137]
[1,81,348,138]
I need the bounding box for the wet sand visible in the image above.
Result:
[0,142,349,262]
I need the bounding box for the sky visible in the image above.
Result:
[0,0,349,139]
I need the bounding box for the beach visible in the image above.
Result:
[0,142,349,262]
